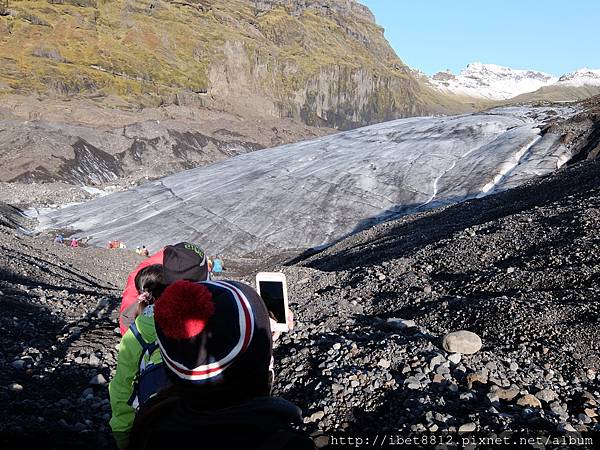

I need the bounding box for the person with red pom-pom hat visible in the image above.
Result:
[128,279,314,450]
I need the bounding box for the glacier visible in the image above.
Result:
[35,106,578,258]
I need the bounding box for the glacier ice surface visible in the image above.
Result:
[36,106,578,257]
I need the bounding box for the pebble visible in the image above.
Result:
[331,384,344,394]
[490,385,520,401]
[377,359,391,369]
[89,354,101,367]
[81,388,94,398]
[458,422,477,433]
[386,318,416,330]
[429,354,445,369]
[448,353,461,365]
[89,374,107,386]
[535,388,558,403]
[467,371,488,389]
[558,423,577,433]
[9,383,23,392]
[516,394,542,409]
[11,360,26,370]
[442,331,482,354]
[307,411,325,423]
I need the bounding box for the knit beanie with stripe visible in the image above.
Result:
[154,279,272,398]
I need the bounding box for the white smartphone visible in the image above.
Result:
[255,272,290,333]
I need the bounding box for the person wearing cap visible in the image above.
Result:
[110,243,211,449]
[118,242,210,335]
[128,279,314,450]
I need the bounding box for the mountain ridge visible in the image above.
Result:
[427,62,600,102]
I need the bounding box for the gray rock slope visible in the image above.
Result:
[36,107,580,257]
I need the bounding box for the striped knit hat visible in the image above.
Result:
[154,279,272,392]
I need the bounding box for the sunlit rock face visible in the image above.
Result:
[36,106,577,257]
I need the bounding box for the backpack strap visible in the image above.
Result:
[129,322,149,349]
[128,322,161,406]
[129,322,161,359]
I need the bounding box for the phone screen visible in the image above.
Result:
[258,281,286,324]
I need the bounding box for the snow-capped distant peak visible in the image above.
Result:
[557,68,600,87]
[430,62,558,100]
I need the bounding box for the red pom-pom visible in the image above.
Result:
[154,280,215,340]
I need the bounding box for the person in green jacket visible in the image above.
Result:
[109,242,211,449]
[109,264,167,449]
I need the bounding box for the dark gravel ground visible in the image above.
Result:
[0,233,143,449]
[1,158,599,449]
[271,157,600,448]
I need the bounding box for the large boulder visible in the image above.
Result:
[442,330,482,354]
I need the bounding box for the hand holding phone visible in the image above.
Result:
[256,272,290,333]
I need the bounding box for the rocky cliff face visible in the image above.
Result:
[0,95,330,189]
[0,0,460,131]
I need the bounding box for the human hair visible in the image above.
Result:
[134,264,167,304]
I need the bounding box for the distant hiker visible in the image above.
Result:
[207,256,213,277]
[135,246,142,255]
[118,242,210,335]
[70,238,79,248]
[141,246,150,257]
[109,240,123,249]
[212,255,224,275]
[120,242,127,249]
[54,234,64,244]
[109,265,170,450]
[127,279,314,450]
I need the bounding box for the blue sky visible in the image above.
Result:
[360,0,599,76]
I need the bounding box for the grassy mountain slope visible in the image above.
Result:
[509,84,600,104]
[0,0,470,129]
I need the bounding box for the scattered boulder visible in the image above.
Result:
[442,331,482,354]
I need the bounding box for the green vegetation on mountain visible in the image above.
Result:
[0,0,468,129]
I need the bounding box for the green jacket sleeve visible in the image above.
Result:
[109,329,142,447]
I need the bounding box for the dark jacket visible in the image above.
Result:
[128,394,315,450]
